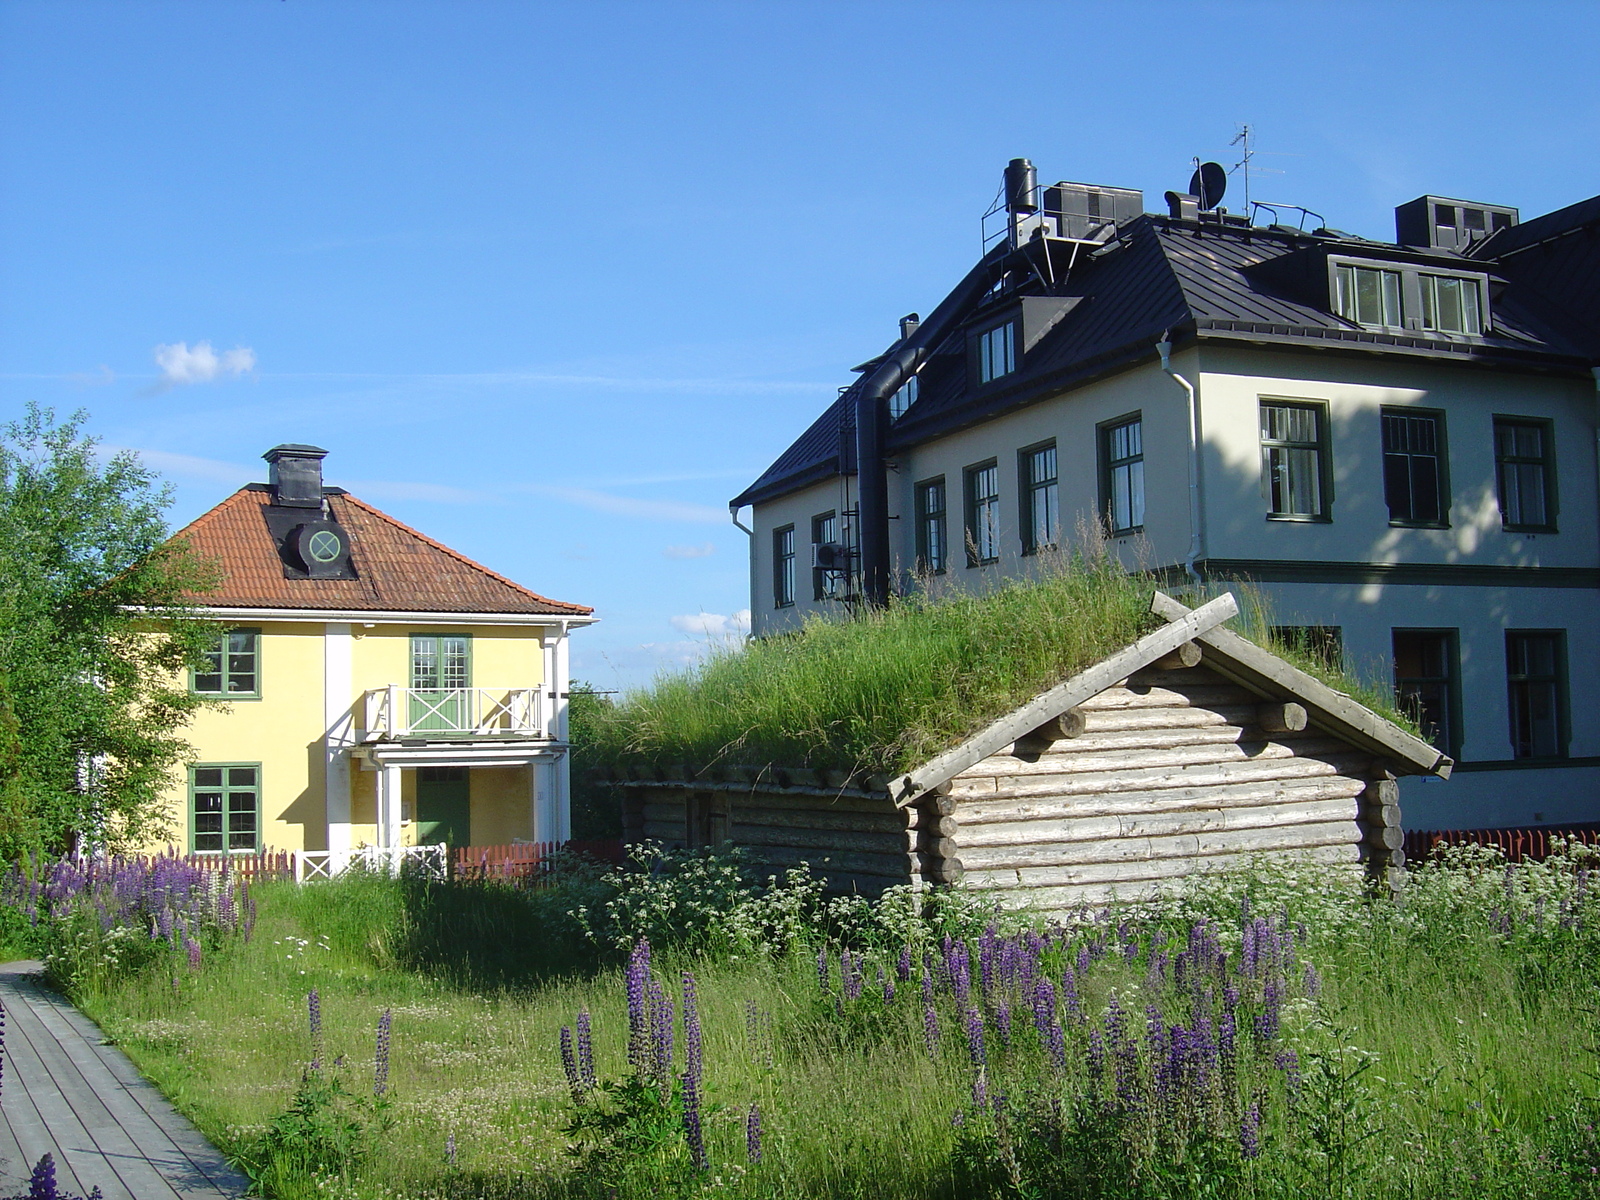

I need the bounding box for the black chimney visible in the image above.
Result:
[264,444,328,509]
[1004,158,1038,214]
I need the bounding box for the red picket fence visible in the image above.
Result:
[451,839,626,883]
[1403,824,1600,865]
[170,849,297,882]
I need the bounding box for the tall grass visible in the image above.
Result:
[63,849,1600,1200]
[582,549,1417,779]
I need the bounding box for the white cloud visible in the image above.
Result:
[663,542,716,559]
[153,341,257,387]
[668,609,750,639]
[343,479,500,505]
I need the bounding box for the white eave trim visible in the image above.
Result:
[129,605,597,628]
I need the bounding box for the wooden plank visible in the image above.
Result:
[990,722,1271,758]
[732,823,911,854]
[950,750,1373,803]
[1149,591,1449,778]
[988,849,1364,910]
[963,837,1360,892]
[1077,684,1259,712]
[955,734,1356,780]
[960,817,1360,872]
[891,593,1239,805]
[955,774,1366,825]
[1,970,247,1199]
[957,796,1361,852]
[1072,704,1259,733]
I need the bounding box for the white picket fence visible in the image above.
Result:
[292,842,449,883]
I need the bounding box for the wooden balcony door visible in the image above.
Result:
[415,766,471,847]
[410,634,470,732]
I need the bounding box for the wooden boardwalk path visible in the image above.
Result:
[0,962,248,1199]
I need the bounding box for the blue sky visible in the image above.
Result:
[2,1,1596,691]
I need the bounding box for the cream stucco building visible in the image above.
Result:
[732,163,1600,831]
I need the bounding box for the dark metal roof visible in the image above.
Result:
[734,204,1599,509]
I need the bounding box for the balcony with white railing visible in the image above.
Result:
[361,686,547,740]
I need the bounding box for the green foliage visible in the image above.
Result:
[239,1066,393,1197]
[583,549,1418,780]
[0,404,220,855]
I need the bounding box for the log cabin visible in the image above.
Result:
[601,591,1450,910]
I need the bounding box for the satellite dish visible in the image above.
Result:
[1188,161,1227,211]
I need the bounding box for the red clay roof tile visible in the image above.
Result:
[171,487,592,616]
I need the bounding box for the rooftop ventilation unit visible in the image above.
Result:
[1395,195,1518,251]
[1043,181,1145,242]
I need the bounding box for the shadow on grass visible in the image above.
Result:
[394,875,607,990]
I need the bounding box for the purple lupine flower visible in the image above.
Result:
[842,952,863,1002]
[576,1010,596,1093]
[963,1006,987,1105]
[994,1003,1012,1048]
[1303,962,1322,999]
[1046,1020,1066,1071]
[446,1131,457,1167]
[1253,978,1283,1042]
[682,1074,707,1170]
[977,926,998,998]
[1240,1100,1262,1159]
[948,941,971,1005]
[816,946,829,992]
[26,1151,57,1200]
[560,1026,582,1102]
[308,988,323,1072]
[1031,978,1056,1038]
[1087,1029,1106,1088]
[184,937,201,972]
[896,945,913,982]
[1219,1010,1237,1076]
[626,940,651,1078]
[879,965,895,1004]
[746,1102,763,1164]
[375,1009,392,1096]
[1275,1048,1302,1103]
[681,973,707,1171]
[648,981,674,1090]
[1075,943,1091,979]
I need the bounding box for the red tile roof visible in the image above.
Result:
[171,487,592,616]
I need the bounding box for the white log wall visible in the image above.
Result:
[952,666,1373,909]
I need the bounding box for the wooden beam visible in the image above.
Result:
[1149,592,1450,779]
[1257,702,1308,733]
[1152,642,1202,670]
[890,593,1239,806]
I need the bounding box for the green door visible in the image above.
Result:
[415,767,471,846]
[410,634,470,732]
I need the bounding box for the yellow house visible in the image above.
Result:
[157,444,594,869]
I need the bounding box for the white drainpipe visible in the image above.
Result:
[1157,334,1204,583]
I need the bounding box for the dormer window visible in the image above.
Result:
[977,322,1016,384]
[1330,258,1489,336]
[1418,273,1483,334]
[1334,264,1402,327]
[889,374,919,420]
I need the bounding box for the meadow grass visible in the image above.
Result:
[63,850,1600,1200]
[582,548,1417,780]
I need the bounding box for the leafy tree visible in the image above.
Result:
[0,405,218,856]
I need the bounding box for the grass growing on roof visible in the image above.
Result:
[585,552,1420,779]
[589,551,1158,777]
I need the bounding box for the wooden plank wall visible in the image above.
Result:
[623,782,922,895]
[948,665,1381,910]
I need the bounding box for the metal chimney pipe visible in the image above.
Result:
[1004,158,1038,214]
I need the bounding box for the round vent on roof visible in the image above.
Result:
[288,520,352,578]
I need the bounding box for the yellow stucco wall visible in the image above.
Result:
[151,620,550,855]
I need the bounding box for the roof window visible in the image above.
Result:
[1328,257,1488,336]
[889,374,919,420]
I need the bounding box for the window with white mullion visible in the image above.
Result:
[1419,274,1483,334]
[1260,401,1329,519]
[1334,264,1402,327]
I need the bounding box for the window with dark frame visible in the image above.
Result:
[977,323,1016,384]
[1101,416,1145,535]
[915,478,947,574]
[811,511,841,600]
[772,525,795,607]
[1506,631,1566,760]
[1392,630,1459,757]
[1334,264,1402,327]
[889,375,919,421]
[964,461,1000,565]
[192,628,259,696]
[190,764,260,853]
[1494,417,1556,531]
[1021,443,1059,554]
[1260,401,1330,519]
[1382,408,1448,526]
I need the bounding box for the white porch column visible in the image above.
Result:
[324,623,354,856]
[553,622,572,843]
[378,764,403,849]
